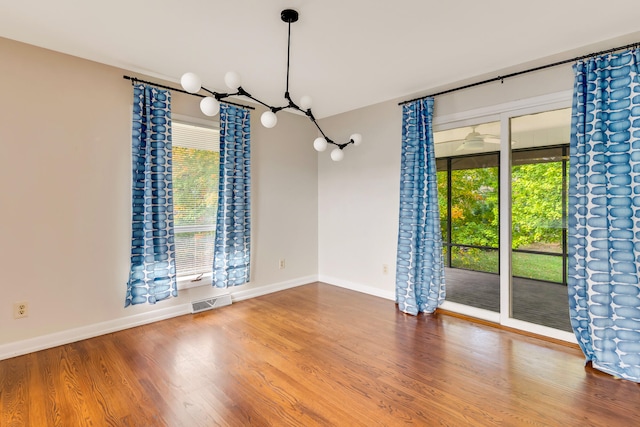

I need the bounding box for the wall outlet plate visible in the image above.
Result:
[14,302,28,319]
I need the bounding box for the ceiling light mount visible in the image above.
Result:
[281,9,299,23]
[180,8,361,161]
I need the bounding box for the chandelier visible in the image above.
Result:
[179,9,362,162]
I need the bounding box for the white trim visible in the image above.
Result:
[0,304,190,361]
[177,272,213,290]
[0,276,317,361]
[499,113,513,320]
[501,318,578,343]
[433,90,572,128]
[172,113,219,129]
[319,275,395,301]
[229,276,318,302]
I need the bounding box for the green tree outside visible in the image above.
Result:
[173,146,219,226]
[437,159,564,282]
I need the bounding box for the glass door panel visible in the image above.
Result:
[510,109,571,332]
[435,122,500,312]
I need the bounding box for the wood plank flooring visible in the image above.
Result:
[1,282,639,426]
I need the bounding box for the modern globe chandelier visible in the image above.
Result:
[180,8,362,161]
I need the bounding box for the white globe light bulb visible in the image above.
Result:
[299,95,313,110]
[224,71,242,90]
[350,133,363,146]
[200,97,220,117]
[313,137,327,152]
[180,72,202,93]
[330,148,344,162]
[261,111,278,128]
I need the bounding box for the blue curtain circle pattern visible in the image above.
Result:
[569,48,640,382]
[395,98,445,315]
[213,104,251,288]
[126,84,177,306]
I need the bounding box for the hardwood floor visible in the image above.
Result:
[1,282,638,426]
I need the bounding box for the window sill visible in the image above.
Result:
[177,273,212,290]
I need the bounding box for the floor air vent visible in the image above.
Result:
[191,294,232,314]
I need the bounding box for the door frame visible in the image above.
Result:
[435,91,576,343]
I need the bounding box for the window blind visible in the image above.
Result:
[172,121,220,278]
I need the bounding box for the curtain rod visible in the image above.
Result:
[399,41,640,106]
[122,75,256,110]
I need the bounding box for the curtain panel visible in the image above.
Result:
[568,48,640,382]
[395,98,445,315]
[213,104,251,287]
[125,84,178,306]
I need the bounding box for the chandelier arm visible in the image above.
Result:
[203,86,271,110]
[234,87,276,110]
[202,87,233,99]
[206,84,283,113]
[284,91,298,110]
[306,113,338,145]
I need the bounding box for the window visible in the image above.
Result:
[172,120,220,288]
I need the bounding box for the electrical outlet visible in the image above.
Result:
[383,264,389,275]
[279,259,286,269]
[14,302,28,319]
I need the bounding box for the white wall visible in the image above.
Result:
[0,37,318,354]
[317,100,402,299]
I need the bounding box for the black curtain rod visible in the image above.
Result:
[399,41,640,106]
[122,75,256,110]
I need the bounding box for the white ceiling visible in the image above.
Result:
[2,0,639,118]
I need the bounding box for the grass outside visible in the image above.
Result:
[449,247,564,283]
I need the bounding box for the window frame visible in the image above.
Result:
[171,114,220,290]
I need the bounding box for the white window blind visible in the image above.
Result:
[172,121,220,281]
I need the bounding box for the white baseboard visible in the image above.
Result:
[230,275,317,302]
[0,304,191,361]
[0,275,317,361]
[318,275,395,301]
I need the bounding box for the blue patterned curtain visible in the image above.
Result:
[125,84,177,306]
[568,48,640,382]
[395,98,445,315]
[213,104,251,287]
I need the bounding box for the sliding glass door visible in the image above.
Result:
[433,105,573,339]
